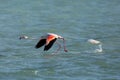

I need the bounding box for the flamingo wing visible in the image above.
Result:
[35,39,46,48]
[44,38,57,51]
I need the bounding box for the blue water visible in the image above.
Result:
[0,0,120,80]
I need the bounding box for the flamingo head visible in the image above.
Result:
[58,36,64,39]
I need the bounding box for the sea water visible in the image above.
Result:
[0,0,120,80]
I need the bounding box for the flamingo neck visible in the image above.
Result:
[62,38,68,52]
[99,44,102,50]
[95,44,103,52]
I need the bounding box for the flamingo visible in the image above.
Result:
[19,35,29,40]
[88,39,103,52]
[88,39,101,44]
[19,33,68,53]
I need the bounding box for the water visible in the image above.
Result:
[0,0,120,80]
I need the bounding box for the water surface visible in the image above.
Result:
[0,0,120,80]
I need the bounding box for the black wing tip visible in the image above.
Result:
[35,39,46,49]
[35,46,39,49]
[44,49,48,51]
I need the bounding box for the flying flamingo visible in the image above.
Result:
[88,39,103,52]
[19,33,68,53]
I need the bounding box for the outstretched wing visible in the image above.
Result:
[44,38,57,51]
[35,39,46,48]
